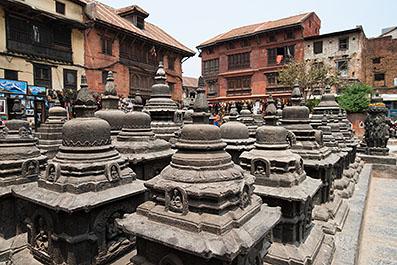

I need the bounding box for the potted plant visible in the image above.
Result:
[337,83,373,138]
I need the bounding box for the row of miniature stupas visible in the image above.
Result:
[0,62,367,265]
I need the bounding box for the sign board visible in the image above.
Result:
[28,85,47,97]
[0,79,27,95]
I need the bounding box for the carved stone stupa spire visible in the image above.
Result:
[143,62,179,141]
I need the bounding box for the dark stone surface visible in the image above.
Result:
[35,100,68,159]
[240,99,332,264]
[95,71,126,138]
[143,62,179,141]
[118,88,281,265]
[237,103,257,138]
[114,111,174,180]
[12,76,146,265]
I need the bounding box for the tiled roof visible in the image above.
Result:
[198,12,314,48]
[83,0,195,55]
[183,76,198,88]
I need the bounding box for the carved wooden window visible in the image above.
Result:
[53,27,71,48]
[228,52,250,70]
[55,1,66,15]
[202,59,219,76]
[313,41,323,54]
[227,76,251,96]
[34,64,52,89]
[4,69,18,81]
[63,69,77,90]
[266,72,279,86]
[267,45,295,65]
[241,39,250,47]
[101,38,112,55]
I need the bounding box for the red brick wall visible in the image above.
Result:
[364,36,397,89]
[84,26,186,101]
[200,13,321,101]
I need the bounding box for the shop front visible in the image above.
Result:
[0,79,47,128]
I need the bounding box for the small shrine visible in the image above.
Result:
[143,62,179,141]
[118,87,281,265]
[239,100,334,265]
[281,85,345,234]
[95,71,125,139]
[13,77,146,265]
[36,99,68,159]
[238,103,257,137]
[114,110,174,180]
[360,94,390,156]
[220,103,255,164]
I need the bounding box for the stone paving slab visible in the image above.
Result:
[357,166,397,265]
[332,164,372,265]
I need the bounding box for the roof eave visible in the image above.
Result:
[93,20,195,57]
[197,23,303,49]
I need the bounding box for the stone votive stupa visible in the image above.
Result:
[238,103,257,137]
[360,94,390,156]
[281,84,345,234]
[220,103,255,164]
[240,100,334,265]
[133,88,144,112]
[95,71,125,140]
[143,62,179,141]
[118,87,281,265]
[14,76,146,265]
[114,110,174,180]
[35,99,68,159]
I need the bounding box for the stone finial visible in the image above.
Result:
[198,76,205,87]
[291,83,303,106]
[75,76,96,117]
[324,85,331,94]
[104,71,117,96]
[321,113,328,126]
[264,95,277,126]
[155,61,167,84]
[192,86,209,124]
[229,103,239,121]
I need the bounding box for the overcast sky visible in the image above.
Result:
[100,0,395,78]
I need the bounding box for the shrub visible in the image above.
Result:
[337,83,373,113]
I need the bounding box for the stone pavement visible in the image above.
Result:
[357,164,397,265]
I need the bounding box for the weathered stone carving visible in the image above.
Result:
[360,94,390,156]
[35,98,68,159]
[143,62,179,141]
[281,84,346,235]
[95,71,126,139]
[13,76,146,265]
[118,86,281,265]
[220,103,255,164]
[114,110,174,180]
[240,99,333,265]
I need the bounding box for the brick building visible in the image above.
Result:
[83,1,194,103]
[304,26,367,88]
[197,12,320,104]
[0,0,86,125]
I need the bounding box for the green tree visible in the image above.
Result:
[337,83,373,113]
[278,61,342,100]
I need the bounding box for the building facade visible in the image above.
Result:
[197,12,321,103]
[304,26,367,88]
[83,1,194,103]
[0,0,86,124]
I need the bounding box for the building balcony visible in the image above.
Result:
[7,39,72,63]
